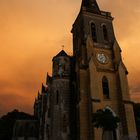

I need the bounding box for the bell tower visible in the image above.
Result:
[72,0,138,140]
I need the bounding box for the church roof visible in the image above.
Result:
[55,50,68,57]
[53,50,70,60]
[81,0,100,14]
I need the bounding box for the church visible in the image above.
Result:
[12,0,138,140]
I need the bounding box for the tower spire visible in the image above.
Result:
[81,0,100,14]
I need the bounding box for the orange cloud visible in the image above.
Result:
[0,0,140,116]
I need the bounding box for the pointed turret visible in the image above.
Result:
[37,91,41,100]
[52,50,71,78]
[41,83,48,94]
[53,50,69,60]
[46,72,52,85]
[81,0,100,14]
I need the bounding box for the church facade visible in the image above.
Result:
[12,0,138,140]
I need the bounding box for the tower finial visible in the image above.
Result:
[62,45,64,50]
[81,0,100,14]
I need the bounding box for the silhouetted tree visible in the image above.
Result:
[133,103,140,139]
[92,109,120,140]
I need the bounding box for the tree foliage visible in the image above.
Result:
[133,103,140,139]
[92,109,120,131]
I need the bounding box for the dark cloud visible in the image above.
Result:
[0,0,140,116]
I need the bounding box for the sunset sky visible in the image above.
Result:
[0,0,140,116]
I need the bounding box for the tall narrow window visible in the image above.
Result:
[56,90,59,104]
[48,108,50,117]
[91,23,97,42]
[102,76,110,99]
[62,114,67,132]
[102,25,108,41]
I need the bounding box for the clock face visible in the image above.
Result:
[96,53,108,64]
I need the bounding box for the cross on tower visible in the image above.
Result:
[62,45,64,50]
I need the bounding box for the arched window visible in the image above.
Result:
[102,76,110,99]
[102,25,108,41]
[91,22,97,42]
[56,90,59,104]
